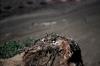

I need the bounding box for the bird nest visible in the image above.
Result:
[22,33,84,66]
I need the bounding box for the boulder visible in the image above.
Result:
[23,33,84,66]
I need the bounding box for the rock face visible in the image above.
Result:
[23,33,84,66]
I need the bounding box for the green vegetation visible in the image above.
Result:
[0,37,35,59]
[0,41,23,59]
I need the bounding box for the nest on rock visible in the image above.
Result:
[22,33,84,66]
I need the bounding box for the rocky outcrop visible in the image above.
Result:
[23,33,84,66]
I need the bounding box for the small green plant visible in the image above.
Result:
[0,37,35,59]
[0,40,24,59]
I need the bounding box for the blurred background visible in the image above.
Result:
[0,0,100,66]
